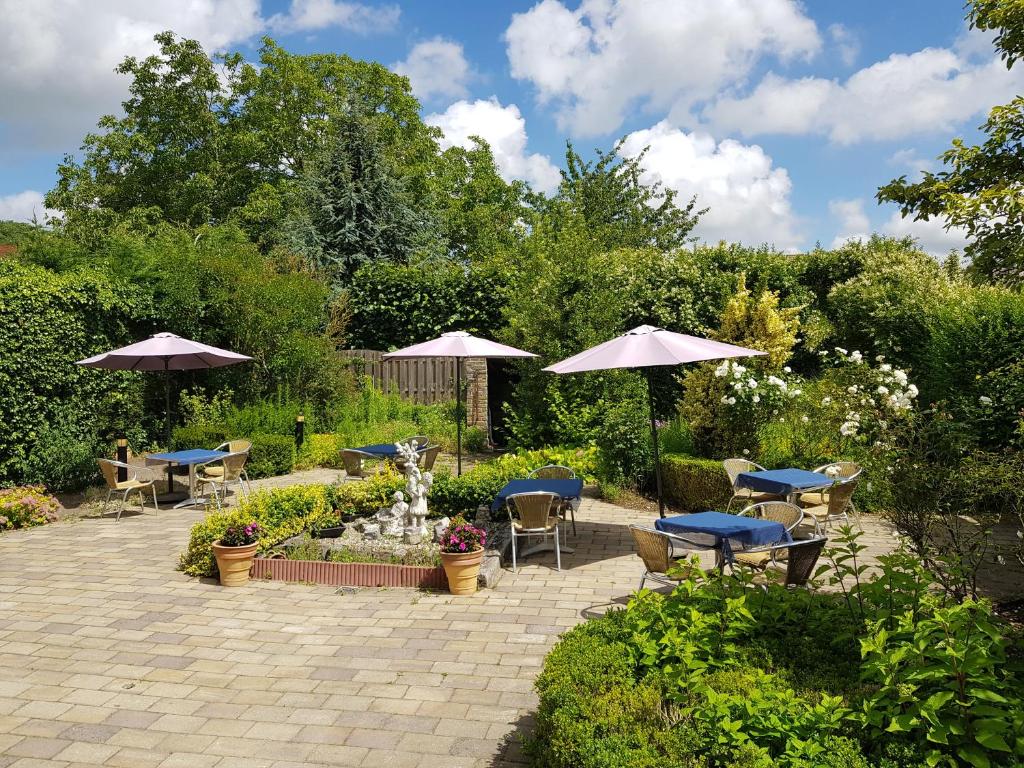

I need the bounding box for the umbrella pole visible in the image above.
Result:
[456,358,463,476]
[645,369,666,518]
[165,361,174,494]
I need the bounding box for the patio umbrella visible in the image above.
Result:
[544,325,765,518]
[383,332,536,475]
[77,332,252,447]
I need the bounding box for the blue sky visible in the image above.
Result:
[1,0,1018,254]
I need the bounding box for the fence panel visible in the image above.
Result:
[342,349,462,406]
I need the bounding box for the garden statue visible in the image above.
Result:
[376,491,406,537]
[395,441,433,538]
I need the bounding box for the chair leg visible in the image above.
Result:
[102,489,112,518]
[151,485,159,514]
[115,490,130,522]
[569,505,576,536]
[511,530,517,573]
[554,526,561,571]
[639,573,647,591]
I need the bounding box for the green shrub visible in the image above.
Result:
[172,424,229,451]
[246,433,295,478]
[329,468,405,517]
[179,484,334,577]
[660,454,733,512]
[463,426,488,453]
[294,433,343,470]
[21,423,101,492]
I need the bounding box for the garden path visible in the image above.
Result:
[0,477,898,768]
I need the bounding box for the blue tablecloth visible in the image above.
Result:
[354,443,427,458]
[492,479,584,512]
[147,449,226,466]
[736,468,832,496]
[656,511,789,562]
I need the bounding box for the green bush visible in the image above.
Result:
[172,424,229,451]
[660,454,733,512]
[179,484,334,577]
[21,422,101,492]
[294,433,344,470]
[329,468,405,517]
[463,426,488,453]
[246,433,296,478]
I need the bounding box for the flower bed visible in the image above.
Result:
[0,485,60,532]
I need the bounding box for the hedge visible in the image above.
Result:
[171,426,295,479]
[660,454,733,512]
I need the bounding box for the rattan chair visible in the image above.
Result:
[745,537,828,588]
[800,477,859,530]
[97,459,159,522]
[341,449,375,478]
[801,462,862,519]
[528,465,578,535]
[732,501,805,570]
[507,492,561,572]
[629,525,709,590]
[209,440,253,493]
[723,458,783,511]
[196,452,250,511]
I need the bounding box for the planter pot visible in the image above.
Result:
[440,548,484,595]
[313,525,345,539]
[212,541,259,587]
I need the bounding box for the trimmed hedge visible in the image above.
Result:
[171,426,295,479]
[660,454,733,512]
[179,484,334,577]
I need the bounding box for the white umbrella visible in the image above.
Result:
[544,325,765,517]
[383,332,536,474]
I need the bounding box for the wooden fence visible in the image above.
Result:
[342,349,458,404]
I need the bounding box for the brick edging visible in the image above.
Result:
[251,557,448,589]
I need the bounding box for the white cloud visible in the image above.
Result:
[619,121,802,249]
[703,37,1024,144]
[504,0,820,137]
[268,0,399,35]
[0,190,55,223]
[828,23,860,67]
[392,38,471,102]
[829,197,970,255]
[426,98,561,193]
[0,0,395,153]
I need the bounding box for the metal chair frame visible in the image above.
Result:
[196,451,250,511]
[630,525,713,590]
[723,458,781,511]
[506,491,561,572]
[97,459,159,522]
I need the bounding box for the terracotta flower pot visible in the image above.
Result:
[440,548,484,595]
[212,540,259,587]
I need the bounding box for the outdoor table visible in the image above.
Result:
[735,468,832,503]
[353,443,426,459]
[655,510,790,564]
[493,478,585,556]
[146,449,227,508]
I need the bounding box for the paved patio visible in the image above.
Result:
[0,476,898,768]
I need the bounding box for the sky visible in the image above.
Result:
[1,0,1019,255]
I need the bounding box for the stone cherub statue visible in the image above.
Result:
[394,440,433,541]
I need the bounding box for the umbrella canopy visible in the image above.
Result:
[544,325,765,517]
[77,332,252,447]
[383,332,536,474]
[77,332,252,371]
[382,331,537,360]
[543,325,764,373]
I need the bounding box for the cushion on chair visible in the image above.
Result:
[115,479,150,490]
[513,516,560,532]
[801,504,829,522]
[733,550,773,569]
[799,491,827,507]
[201,466,225,478]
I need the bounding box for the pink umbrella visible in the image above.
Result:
[544,325,765,517]
[77,332,252,446]
[383,332,536,474]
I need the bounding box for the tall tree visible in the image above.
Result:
[286,114,432,283]
[47,32,438,242]
[878,0,1024,284]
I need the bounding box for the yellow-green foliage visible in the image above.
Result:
[178,484,333,578]
[660,454,733,512]
[717,274,800,369]
[331,466,405,516]
[294,433,344,470]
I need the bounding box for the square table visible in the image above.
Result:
[735,468,833,503]
[493,478,585,557]
[146,449,226,508]
[353,443,426,459]
[655,511,790,563]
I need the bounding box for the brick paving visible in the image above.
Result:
[0,475,900,768]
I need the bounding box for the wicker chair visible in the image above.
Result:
[507,492,561,572]
[630,525,708,590]
[732,501,805,570]
[196,452,250,511]
[800,478,859,530]
[528,465,578,535]
[800,462,863,520]
[208,440,253,493]
[747,537,828,588]
[394,444,441,473]
[97,459,159,522]
[341,449,375,479]
[723,458,783,511]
